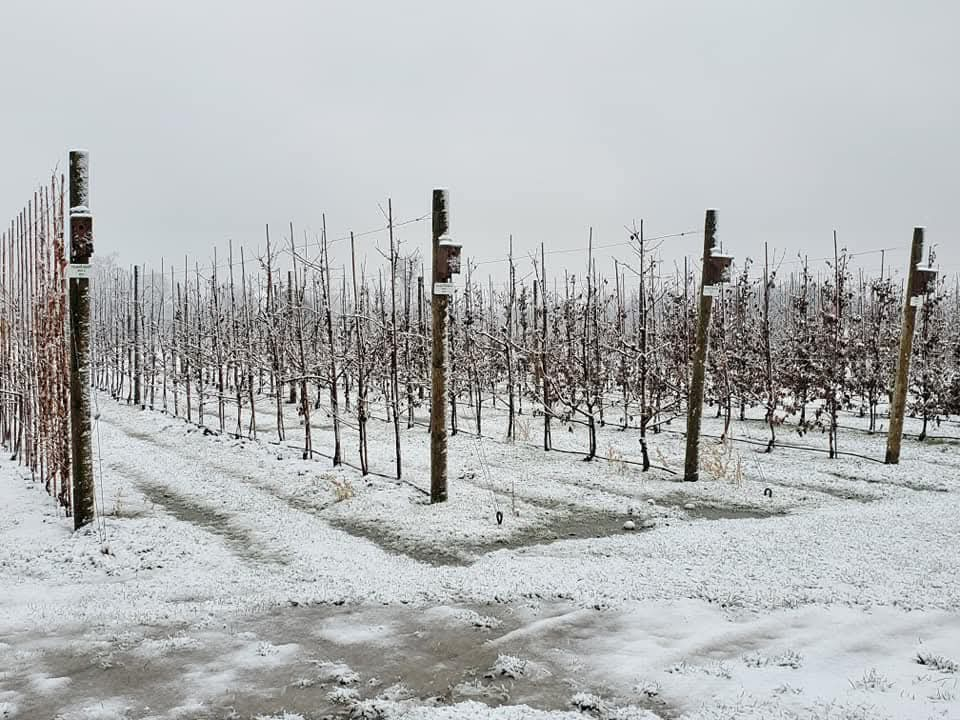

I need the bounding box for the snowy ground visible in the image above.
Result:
[2,394,959,719]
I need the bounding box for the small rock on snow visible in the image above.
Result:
[623,520,636,531]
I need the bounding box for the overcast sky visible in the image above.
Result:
[2,0,958,281]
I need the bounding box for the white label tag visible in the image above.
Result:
[910,296,924,307]
[67,264,92,280]
[433,282,454,296]
[702,285,721,297]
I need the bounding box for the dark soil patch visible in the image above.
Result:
[326,516,468,566]
[656,492,781,520]
[137,481,288,566]
[107,413,340,517]
[780,477,879,502]
[328,498,651,568]
[922,436,960,447]
[491,503,653,551]
[826,471,949,495]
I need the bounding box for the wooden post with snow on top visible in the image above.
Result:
[885,227,937,464]
[683,209,732,482]
[430,189,461,504]
[68,149,96,530]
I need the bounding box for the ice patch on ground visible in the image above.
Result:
[314,615,395,646]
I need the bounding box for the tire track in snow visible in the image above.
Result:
[105,414,340,516]
[95,407,453,605]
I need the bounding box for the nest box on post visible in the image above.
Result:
[912,266,938,297]
[886,226,933,465]
[436,237,462,283]
[704,252,733,287]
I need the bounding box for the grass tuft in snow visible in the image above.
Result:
[694,584,745,608]
[633,679,660,697]
[928,686,957,702]
[665,659,694,675]
[327,686,360,705]
[666,659,732,678]
[315,660,361,685]
[809,699,891,720]
[570,691,606,713]
[742,648,803,669]
[451,679,511,702]
[707,661,734,679]
[848,667,894,692]
[772,683,803,695]
[774,649,804,669]
[376,683,415,701]
[257,641,280,657]
[915,649,958,673]
[486,654,528,679]
[350,701,389,720]
[455,609,502,630]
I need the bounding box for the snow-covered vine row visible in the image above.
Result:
[0,173,71,509]
[86,219,960,482]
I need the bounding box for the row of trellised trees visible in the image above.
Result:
[86,218,960,480]
[0,174,72,509]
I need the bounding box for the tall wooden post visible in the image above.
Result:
[430,189,461,503]
[133,264,142,408]
[683,209,731,481]
[68,150,95,529]
[885,228,935,464]
[287,270,297,405]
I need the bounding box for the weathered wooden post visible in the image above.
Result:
[287,269,297,406]
[885,227,937,464]
[430,189,461,504]
[683,209,731,481]
[68,150,95,529]
[133,264,142,408]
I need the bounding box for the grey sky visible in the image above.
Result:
[2,0,958,281]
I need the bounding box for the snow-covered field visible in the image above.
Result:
[2,396,959,719]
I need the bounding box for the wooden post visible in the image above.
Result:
[417,273,425,401]
[541,242,551,451]
[287,270,297,405]
[68,150,95,529]
[430,188,461,504]
[885,227,931,464]
[387,199,403,479]
[133,264,142,408]
[683,209,730,481]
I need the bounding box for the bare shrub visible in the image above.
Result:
[326,474,355,502]
[515,417,531,442]
[605,444,626,475]
[701,436,743,486]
